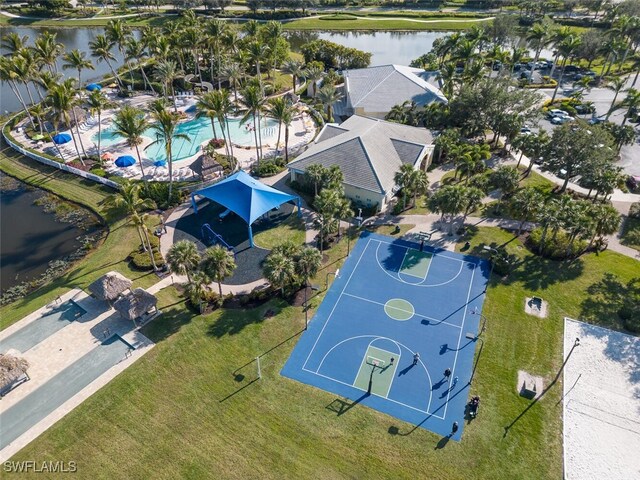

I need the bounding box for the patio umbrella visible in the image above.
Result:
[52,133,72,145]
[101,152,115,161]
[32,133,45,141]
[153,159,167,167]
[115,155,136,167]
[86,83,102,91]
[185,105,197,113]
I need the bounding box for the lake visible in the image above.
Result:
[0,172,97,294]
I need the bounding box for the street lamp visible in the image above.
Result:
[483,245,498,293]
[325,269,340,290]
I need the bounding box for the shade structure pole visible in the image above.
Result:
[296,197,302,218]
[248,224,254,248]
[191,194,199,214]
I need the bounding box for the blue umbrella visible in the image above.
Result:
[115,155,136,167]
[185,105,197,113]
[52,133,72,145]
[86,83,102,92]
[153,160,167,167]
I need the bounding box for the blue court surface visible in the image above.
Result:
[281,232,489,440]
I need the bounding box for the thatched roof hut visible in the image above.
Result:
[113,288,158,321]
[0,353,29,396]
[191,153,223,182]
[88,271,132,302]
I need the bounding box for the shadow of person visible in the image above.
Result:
[398,364,415,376]
[432,378,446,390]
[434,435,451,450]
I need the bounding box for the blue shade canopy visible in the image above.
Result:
[191,171,301,247]
[185,105,197,113]
[115,155,136,167]
[86,83,102,91]
[52,133,72,144]
[153,159,167,167]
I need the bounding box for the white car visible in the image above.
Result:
[547,109,570,119]
[550,115,574,125]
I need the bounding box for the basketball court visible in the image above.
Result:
[281,232,489,439]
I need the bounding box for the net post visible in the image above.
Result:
[256,356,262,379]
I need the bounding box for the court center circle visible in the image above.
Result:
[384,298,415,321]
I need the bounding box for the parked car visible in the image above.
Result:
[588,116,606,125]
[551,115,574,125]
[547,109,570,119]
[520,126,532,135]
[513,63,523,72]
[492,61,503,71]
[564,65,580,74]
[575,104,595,115]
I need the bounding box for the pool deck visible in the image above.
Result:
[0,288,154,462]
[11,91,318,182]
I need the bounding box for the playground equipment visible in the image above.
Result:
[201,224,236,257]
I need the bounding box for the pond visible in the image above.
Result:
[0,171,101,295]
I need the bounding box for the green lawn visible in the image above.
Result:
[253,213,306,250]
[9,225,638,478]
[0,144,161,329]
[282,15,489,31]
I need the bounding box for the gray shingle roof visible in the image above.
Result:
[344,65,447,114]
[287,116,433,194]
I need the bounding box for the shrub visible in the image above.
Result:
[140,182,184,209]
[629,202,640,219]
[129,234,165,270]
[252,159,284,177]
[209,138,226,149]
[527,227,587,259]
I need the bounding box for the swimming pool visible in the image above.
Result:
[93,116,279,162]
[0,300,86,354]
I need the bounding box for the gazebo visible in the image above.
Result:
[190,170,301,247]
[113,288,158,323]
[88,271,132,302]
[0,352,29,397]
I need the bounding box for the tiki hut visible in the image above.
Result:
[88,271,132,302]
[190,153,223,182]
[0,352,29,397]
[113,288,158,323]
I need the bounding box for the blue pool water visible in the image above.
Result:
[0,335,132,450]
[93,116,279,162]
[0,300,86,354]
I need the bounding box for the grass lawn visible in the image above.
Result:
[620,217,640,251]
[10,224,638,478]
[0,144,161,330]
[253,213,306,250]
[395,194,430,215]
[282,15,489,31]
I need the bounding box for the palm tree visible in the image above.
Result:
[1,32,28,54]
[90,34,122,88]
[460,186,484,226]
[240,84,266,162]
[314,187,343,252]
[86,90,112,162]
[410,169,429,207]
[263,20,284,75]
[549,26,573,77]
[605,77,626,119]
[428,185,467,235]
[201,245,237,298]
[112,106,151,183]
[148,101,190,201]
[526,22,551,66]
[316,84,343,123]
[295,246,322,314]
[306,164,325,197]
[585,203,620,251]
[0,57,36,130]
[619,88,640,125]
[196,91,222,140]
[33,31,63,74]
[47,84,83,162]
[62,49,95,86]
[266,96,293,156]
[205,18,228,89]
[167,240,201,283]
[185,270,211,313]
[551,35,582,102]
[508,187,544,235]
[125,37,155,93]
[304,64,324,97]
[264,251,296,297]
[28,102,47,135]
[105,19,132,86]
[153,60,182,112]
[394,163,416,210]
[281,105,294,164]
[222,62,243,109]
[281,59,305,94]
[106,180,156,253]
[247,41,270,94]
